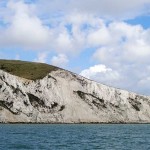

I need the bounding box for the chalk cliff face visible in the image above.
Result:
[0,68,150,123]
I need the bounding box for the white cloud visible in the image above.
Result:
[0,1,50,50]
[34,52,47,63]
[0,1,150,56]
[80,64,112,78]
[37,0,150,19]
[51,54,69,67]
[93,22,150,65]
[0,2,90,54]
[80,64,121,86]
[87,25,111,46]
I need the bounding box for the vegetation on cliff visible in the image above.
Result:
[0,59,58,80]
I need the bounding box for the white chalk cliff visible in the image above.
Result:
[0,67,150,123]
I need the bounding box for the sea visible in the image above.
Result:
[0,124,150,150]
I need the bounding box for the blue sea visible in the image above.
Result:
[0,124,150,150]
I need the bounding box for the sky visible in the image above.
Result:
[0,0,150,95]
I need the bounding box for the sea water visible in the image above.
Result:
[0,124,150,150]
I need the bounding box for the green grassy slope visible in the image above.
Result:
[0,59,59,80]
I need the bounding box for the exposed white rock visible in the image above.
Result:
[0,69,150,123]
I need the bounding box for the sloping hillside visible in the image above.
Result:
[0,60,58,80]
[0,59,150,123]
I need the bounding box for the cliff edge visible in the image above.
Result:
[0,60,150,123]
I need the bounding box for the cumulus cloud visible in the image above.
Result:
[51,54,69,67]
[0,1,150,55]
[0,1,89,54]
[93,22,150,65]
[80,64,121,86]
[0,1,50,50]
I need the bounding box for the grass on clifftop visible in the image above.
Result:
[0,59,59,80]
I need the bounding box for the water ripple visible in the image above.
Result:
[0,124,150,150]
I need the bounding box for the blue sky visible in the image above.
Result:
[0,0,150,95]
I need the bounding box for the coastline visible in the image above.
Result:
[1,121,150,124]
